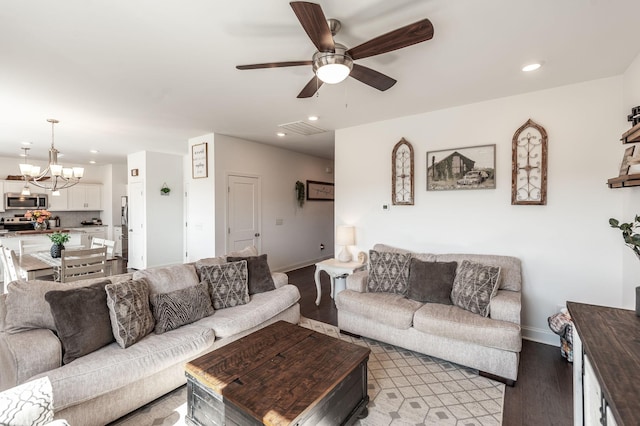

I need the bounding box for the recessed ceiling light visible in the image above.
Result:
[308,115,319,121]
[89,160,96,164]
[89,149,99,154]
[277,132,286,137]
[522,63,542,72]
[58,153,64,158]
[21,141,32,146]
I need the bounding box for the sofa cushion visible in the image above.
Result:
[227,254,276,295]
[335,290,423,330]
[133,264,200,295]
[367,249,411,295]
[451,260,501,317]
[407,259,457,304]
[413,303,521,352]
[200,260,250,309]
[44,280,114,364]
[33,324,215,412]
[195,284,300,338]
[3,277,120,334]
[105,279,155,348]
[150,281,214,334]
[0,377,54,425]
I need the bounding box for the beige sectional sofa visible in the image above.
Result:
[336,244,522,383]
[0,249,300,425]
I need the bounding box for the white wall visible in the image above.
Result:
[621,52,640,307]
[336,76,627,345]
[200,134,334,272]
[128,151,183,268]
[185,134,216,262]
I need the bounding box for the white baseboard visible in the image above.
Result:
[276,254,334,274]
[522,325,559,347]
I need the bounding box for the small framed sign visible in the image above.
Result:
[306,180,334,201]
[192,143,208,179]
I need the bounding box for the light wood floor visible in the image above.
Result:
[286,265,574,426]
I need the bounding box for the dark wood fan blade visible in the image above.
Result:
[347,18,434,60]
[236,60,312,70]
[297,75,323,98]
[290,2,335,52]
[349,64,396,91]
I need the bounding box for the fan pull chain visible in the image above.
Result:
[344,80,349,109]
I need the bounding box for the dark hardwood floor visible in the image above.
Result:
[286,265,574,426]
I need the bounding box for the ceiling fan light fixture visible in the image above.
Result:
[313,45,353,84]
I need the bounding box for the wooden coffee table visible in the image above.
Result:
[184,321,370,426]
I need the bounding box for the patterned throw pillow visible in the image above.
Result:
[199,260,249,309]
[226,254,276,295]
[367,249,412,295]
[105,279,155,348]
[150,282,214,334]
[44,280,115,364]
[450,260,501,317]
[0,377,54,426]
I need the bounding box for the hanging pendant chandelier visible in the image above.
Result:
[19,119,84,196]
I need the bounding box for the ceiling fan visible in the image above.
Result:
[236,1,434,98]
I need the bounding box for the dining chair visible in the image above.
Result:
[60,247,107,283]
[90,238,116,257]
[19,239,52,256]
[1,246,25,285]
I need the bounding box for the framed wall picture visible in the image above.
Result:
[306,180,334,201]
[426,144,496,191]
[511,119,548,205]
[192,143,208,179]
[392,138,414,205]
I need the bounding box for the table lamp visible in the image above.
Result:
[336,225,355,262]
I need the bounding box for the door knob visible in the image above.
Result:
[255,233,260,237]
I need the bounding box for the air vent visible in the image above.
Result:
[278,121,327,136]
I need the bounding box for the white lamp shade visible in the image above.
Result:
[62,168,73,178]
[50,164,63,176]
[19,163,32,175]
[30,166,41,176]
[336,225,355,246]
[72,167,84,178]
[316,63,351,84]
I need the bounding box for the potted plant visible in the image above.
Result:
[48,232,71,258]
[295,181,305,208]
[609,215,640,260]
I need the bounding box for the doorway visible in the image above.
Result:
[226,174,261,253]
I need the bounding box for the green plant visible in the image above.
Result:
[295,181,305,208]
[609,215,640,259]
[48,232,70,245]
[161,184,171,195]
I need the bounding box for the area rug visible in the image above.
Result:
[110,318,504,425]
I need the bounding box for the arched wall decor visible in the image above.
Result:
[511,119,548,205]
[392,138,414,205]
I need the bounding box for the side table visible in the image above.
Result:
[314,258,365,306]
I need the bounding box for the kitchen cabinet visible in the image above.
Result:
[69,226,107,248]
[3,180,28,195]
[47,190,68,211]
[67,184,102,210]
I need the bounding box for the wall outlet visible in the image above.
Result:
[275,218,283,226]
[382,204,390,211]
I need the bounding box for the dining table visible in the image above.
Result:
[18,250,121,281]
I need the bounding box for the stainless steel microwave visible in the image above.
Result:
[4,193,48,210]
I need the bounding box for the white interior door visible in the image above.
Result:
[128,181,146,269]
[227,175,261,253]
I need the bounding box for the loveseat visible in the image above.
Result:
[0,247,300,425]
[336,244,522,383]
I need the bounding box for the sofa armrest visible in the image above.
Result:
[490,290,521,325]
[346,270,368,293]
[0,329,62,391]
[272,272,288,289]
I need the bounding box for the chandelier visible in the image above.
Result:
[19,119,84,197]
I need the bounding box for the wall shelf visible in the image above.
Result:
[607,173,640,188]
[621,122,640,144]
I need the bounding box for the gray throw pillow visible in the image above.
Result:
[200,260,249,309]
[150,282,214,334]
[44,280,114,364]
[226,254,276,294]
[450,260,501,317]
[105,278,155,348]
[367,249,412,295]
[407,259,458,304]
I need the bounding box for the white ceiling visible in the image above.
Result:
[1,0,639,166]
